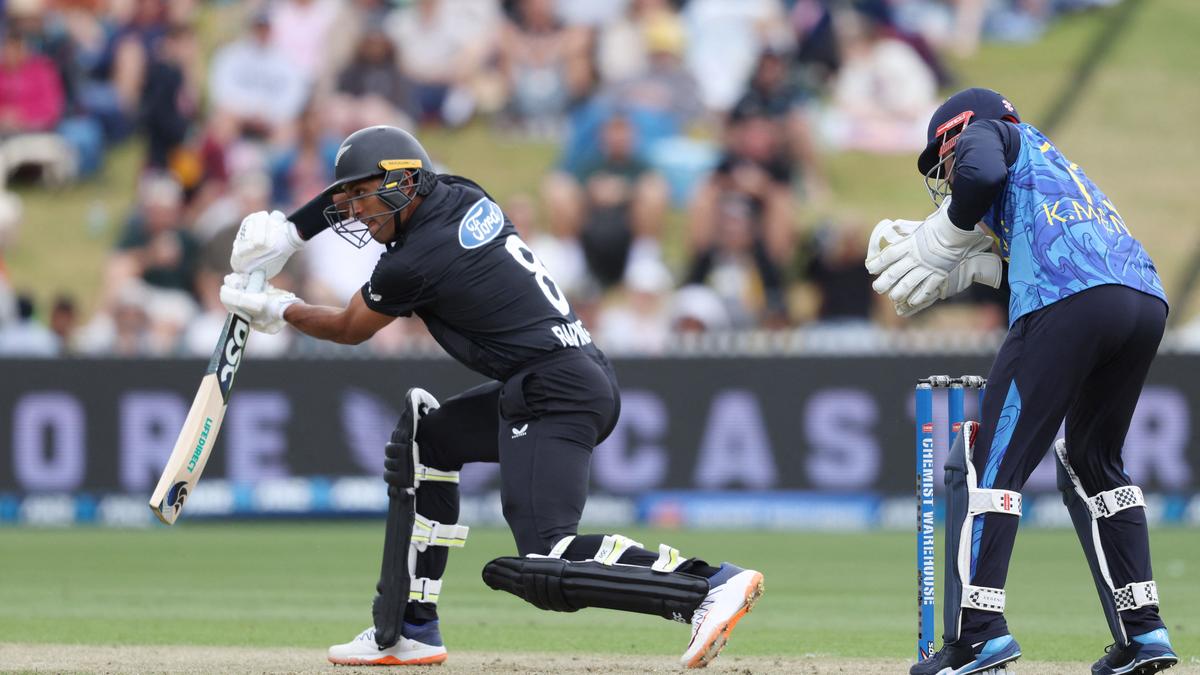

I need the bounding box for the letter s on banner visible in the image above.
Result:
[804,389,879,489]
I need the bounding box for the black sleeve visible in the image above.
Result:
[361,255,432,317]
[947,120,1021,230]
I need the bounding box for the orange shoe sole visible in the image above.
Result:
[329,652,447,666]
[685,572,766,669]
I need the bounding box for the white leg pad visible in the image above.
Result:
[1114,581,1158,611]
[1055,439,1158,646]
[969,489,1022,517]
[951,422,1020,630]
[963,585,1006,612]
[1087,486,1145,519]
[408,577,442,604]
[593,534,644,565]
[414,465,460,484]
[411,514,469,552]
[651,544,685,572]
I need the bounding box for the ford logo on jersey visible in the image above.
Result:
[458,198,505,249]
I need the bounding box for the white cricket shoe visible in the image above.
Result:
[328,624,448,666]
[681,564,765,668]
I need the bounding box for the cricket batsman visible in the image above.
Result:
[866,88,1177,675]
[217,125,764,668]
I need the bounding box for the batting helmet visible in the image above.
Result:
[292,126,436,246]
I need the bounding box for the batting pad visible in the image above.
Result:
[482,556,708,622]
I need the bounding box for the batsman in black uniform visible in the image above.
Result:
[219,126,765,668]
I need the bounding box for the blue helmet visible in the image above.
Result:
[918,88,1020,204]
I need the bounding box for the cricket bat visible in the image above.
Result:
[149,271,265,524]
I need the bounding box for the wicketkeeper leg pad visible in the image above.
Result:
[482,533,708,622]
[1055,439,1156,647]
[943,421,1022,643]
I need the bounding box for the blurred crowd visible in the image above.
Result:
[0,0,1122,357]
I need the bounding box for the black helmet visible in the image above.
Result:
[292,126,435,247]
[918,88,1019,205]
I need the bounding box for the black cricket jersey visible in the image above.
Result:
[361,175,602,381]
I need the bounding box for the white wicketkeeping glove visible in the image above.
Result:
[865,197,1000,316]
[866,205,1002,317]
[219,273,300,334]
[231,210,304,280]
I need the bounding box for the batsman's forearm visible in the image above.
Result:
[283,303,363,344]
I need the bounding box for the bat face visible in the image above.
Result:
[149,308,254,525]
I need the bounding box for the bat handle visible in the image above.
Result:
[246,269,267,293]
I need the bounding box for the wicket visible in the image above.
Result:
[915,375,986,661]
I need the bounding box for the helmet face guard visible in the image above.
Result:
[322,159,423,248]
[923,110,974,207]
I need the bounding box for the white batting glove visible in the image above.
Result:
[231,210,304,280]
[867,208,1001,317]
[219,273,300,334]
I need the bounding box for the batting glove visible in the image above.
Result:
[220,273,300,334]
[231,210,304,280]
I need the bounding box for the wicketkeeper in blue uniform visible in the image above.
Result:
[866,88,1177,675]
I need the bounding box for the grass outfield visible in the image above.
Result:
[0,523,1197,667]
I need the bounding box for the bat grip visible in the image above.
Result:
[246,269,267,293]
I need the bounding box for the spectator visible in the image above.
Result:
[669,283,731,334]
[320,0,392,91]
[801,221,875,324]
[689,100,796,268]
[330,27,418,134]
[5,0,109,174]
[818,7,938,153]
[207,11,310,146]
[193,168,272,242]
[543,114,669,288]
[558,10,704,184]
[498,0,591,134]
[684,193,788,328]
[386,0,500,126]
[270,103,340,215]
[593,0,677,86]
[735,47,828,200]
[0,28,65,134]
[0,27,79,184]
[267,0,340,82]
[107,173,199,300]
[75,280,152,356]
[47,293,79,352]
[507,192,587,299]
[0,293,59,355]
[605,10,703,132]
[682,0,792,112]
[596,256,674,354]
[140,23,201,170]
[110,0,172,124]
[57,0,132,141]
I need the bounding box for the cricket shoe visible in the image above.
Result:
[1092,628,1178,674]
[328,622,447,666]
[680,563,765,668]
[909,635,1021,675]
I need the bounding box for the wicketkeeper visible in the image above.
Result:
[218,125,764,668]
[866,88,1176,675]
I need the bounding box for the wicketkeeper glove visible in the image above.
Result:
[230,210,304,280]
[865,197,1001,316]
[219,273,300,335]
